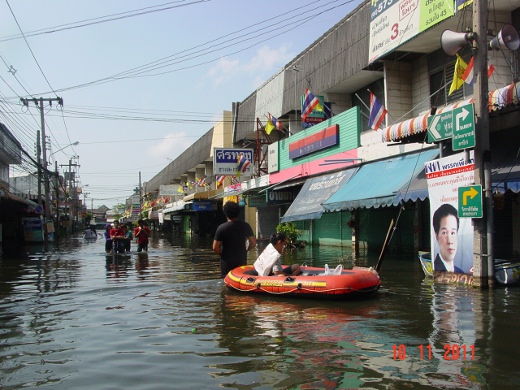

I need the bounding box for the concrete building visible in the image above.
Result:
[142,1,520,283]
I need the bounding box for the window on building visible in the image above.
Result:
[429,48,473,108]
[352,80,385,133]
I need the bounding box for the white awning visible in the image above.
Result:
[163,200,191,214]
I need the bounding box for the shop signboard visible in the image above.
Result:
[289,125,338,159]
[214,148,254,176]
[22,217,44,242]
[369,0,454,63]
[192,200,216,211]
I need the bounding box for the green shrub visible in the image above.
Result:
[276,222,301,246]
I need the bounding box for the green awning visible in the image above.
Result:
[323,149,439,211]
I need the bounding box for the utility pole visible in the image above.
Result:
[60,159,79,234]
[55,161,60,241]
[83,192,90,228]
[36,130,42,208]
[473,1,494,288]
[21,97,63,243]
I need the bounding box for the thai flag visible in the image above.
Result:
[215,175,225,188]
[197,177,206,187]
[462,57,475,84]
[488,63,495,78]
[270,113,282,130]
[462,57,495,85]
[301,88,323,121]
[236,153,251,177]
[368,91,388,131]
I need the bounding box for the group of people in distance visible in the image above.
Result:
[212,201,301,278]
[104,219,150,254]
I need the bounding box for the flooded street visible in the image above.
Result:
[1,233,519,389]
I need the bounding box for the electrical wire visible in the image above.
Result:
[17,0,358,95]
[0,0,210,43]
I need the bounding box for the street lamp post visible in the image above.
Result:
[49,141,79,159]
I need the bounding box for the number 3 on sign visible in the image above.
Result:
[391,23,398,40]
[392,344,406,360]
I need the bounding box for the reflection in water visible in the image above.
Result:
[0,233,519,389]
[215,292,376,388]
[425,283,486,388]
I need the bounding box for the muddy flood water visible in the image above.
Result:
[1,233,519,389]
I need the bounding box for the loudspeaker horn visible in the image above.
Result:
[440,29,475,56]
[489,24,520,51]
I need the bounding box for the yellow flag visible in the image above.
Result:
[265,118,275,135]
[448,54,467,95]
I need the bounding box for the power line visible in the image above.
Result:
[19,0,356,95]
[4,0,58,96]
[0,0,210,43]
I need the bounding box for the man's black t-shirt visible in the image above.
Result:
[214,220,254,273]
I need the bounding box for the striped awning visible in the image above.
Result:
[383,99,473,142]
[488,80,520,111]
[383,80,520,142]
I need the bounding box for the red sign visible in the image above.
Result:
[289,125,339,159]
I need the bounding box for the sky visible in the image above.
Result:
[0,0,363,209]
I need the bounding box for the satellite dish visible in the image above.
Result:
[489,24,520,51]
[440,29,475,56]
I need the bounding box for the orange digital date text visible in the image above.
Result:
[392,344,475,360]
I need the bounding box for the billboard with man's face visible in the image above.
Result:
[426,152,474,274]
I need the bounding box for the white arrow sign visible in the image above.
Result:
[455,107,469,130]
[428,115,442,139]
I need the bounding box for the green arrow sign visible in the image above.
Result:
[452,104,475,151]
[427,111,453,142]
[458,185,482,218]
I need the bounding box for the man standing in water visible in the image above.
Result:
[432,203,464,273]
[213,201,256,277]
[134,219,151,252]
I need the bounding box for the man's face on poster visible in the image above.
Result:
[436,214,458,262]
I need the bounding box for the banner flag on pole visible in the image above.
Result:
[368,90,388,131]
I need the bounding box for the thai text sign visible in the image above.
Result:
[214,148,254,176]
[369,0,454,63]
[268,143,279,173]
[458,185,482,218]
[452,104,475,151]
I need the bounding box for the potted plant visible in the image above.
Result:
[276,222,301,248]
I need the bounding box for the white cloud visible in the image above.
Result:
[208,57,240,86]
[208,44,293,87]
[146,132,193,160]
[244,45,292,73]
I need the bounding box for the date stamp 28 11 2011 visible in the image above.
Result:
[392,344,475,361]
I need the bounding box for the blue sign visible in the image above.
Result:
[192,200,216,211]
[213,148,254,176]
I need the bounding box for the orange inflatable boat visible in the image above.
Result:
[224,265,380,300]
